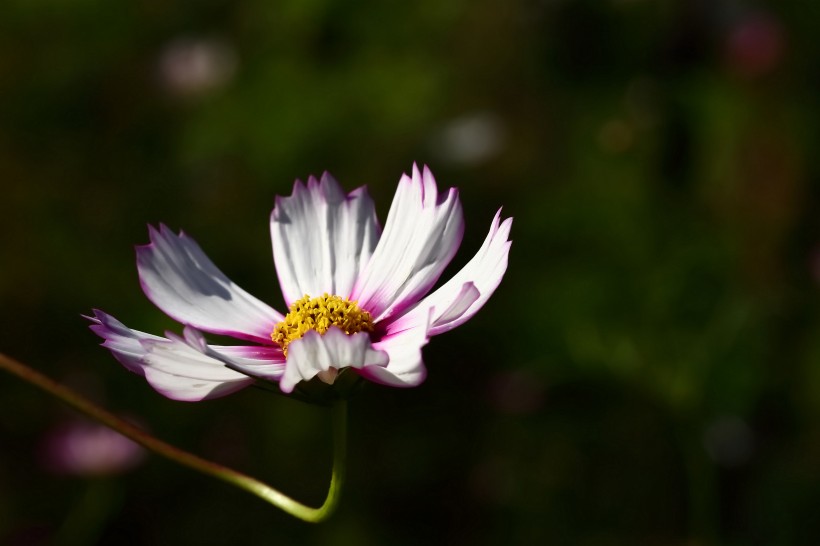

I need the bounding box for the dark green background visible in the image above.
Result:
[3,0,820,544]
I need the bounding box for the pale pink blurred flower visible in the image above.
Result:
[158,37,237,97]
[702,416,754,468]
[430,112,506,166]
[42,420,144,476]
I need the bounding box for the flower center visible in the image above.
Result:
[271,293,375,356]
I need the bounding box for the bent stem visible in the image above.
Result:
[0,352,346,523]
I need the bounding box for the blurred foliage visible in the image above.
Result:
[3,0,820,544]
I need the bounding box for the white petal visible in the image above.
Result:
[432,282,481,325]
[137,225,283,344]
[359,307,431,387]
[140,332,255,402]
[351,165,464,322]
[87,311,282,401]
[279,327,389,393]
[390,210,511,336]
[271,173,380,306]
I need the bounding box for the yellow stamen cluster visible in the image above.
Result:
[271,293,374,356]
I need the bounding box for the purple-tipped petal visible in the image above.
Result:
[137,225,283,344]
[271,173,380,306]
[87,310,163,375]
[360,307,431,387]
[351,165,464,322]
[87,311,284,401]
[391,210,512,336]
[279,327,389,393]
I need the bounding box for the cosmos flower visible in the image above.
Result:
[88,165,512,401]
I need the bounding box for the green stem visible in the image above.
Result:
[0,352,346,523]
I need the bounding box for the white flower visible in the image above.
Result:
[89,165,512,401]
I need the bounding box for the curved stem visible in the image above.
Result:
[0,352,346,523]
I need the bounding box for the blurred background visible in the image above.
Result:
[2,0,820,544]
